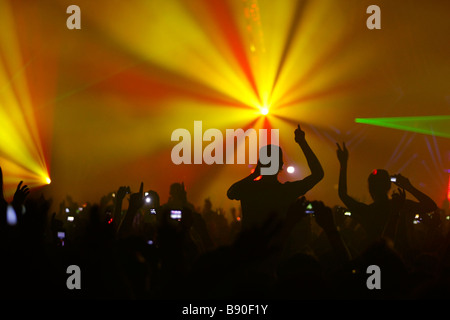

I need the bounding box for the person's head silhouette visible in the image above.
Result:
[146,190,160,208]
[203,198,212,211]
[368,169,391,202]
[169,182,187,204]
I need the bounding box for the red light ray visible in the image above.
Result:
[201,0,260,103]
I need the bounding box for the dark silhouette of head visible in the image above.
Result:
[146,190,160,208]
[368,169,391,202]
[203,198,212,212]
[169,182,187,204]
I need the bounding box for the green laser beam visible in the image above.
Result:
[355,115,450,139]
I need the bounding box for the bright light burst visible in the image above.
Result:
[0,1,51,197]
[1,0,448,207]
[260,106,269,116]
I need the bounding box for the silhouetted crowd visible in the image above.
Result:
[1,124,449,300]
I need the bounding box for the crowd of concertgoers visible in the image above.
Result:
[1,124,450,300]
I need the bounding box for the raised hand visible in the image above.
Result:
[294,124,306,144]
[336,142,348,165]
[117,182,144,237]
[391,173,437,215]
[128,182,144,211]
[391,174,413,191]
[116,186,130,202]
[113,186,130,226]
[12,181,30,208]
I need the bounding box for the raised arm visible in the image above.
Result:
[392,173,437,214]
[336,142,366,211]
[113,185,130,224]
[117,182,144,238]
[12,181,30,215]
[287,124,324,195]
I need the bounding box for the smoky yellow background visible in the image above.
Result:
[0,0,449,211]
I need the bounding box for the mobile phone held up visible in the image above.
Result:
[57,231,66,247]
[170,210,182,220]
